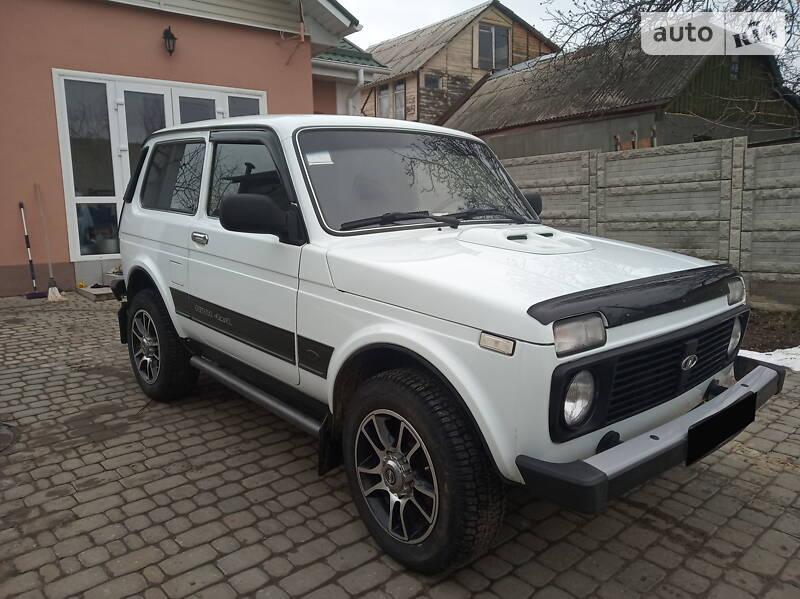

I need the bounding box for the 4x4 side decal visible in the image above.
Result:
[169,288,334,378]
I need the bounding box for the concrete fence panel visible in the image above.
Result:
[742,143,800,309]
[596,140,733,262]
[502,151,594,233]
[501,136,800,310]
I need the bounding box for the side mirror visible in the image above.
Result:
[523,191,543,216]
[219,193,291,239]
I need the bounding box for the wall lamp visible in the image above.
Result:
[163,27,177,56]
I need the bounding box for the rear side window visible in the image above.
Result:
[207,143,288,217]
[141,141,206,214]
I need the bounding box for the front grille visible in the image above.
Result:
[605,318,735,424]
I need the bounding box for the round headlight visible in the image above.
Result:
[564,370,595,427]
[727,318,743,357]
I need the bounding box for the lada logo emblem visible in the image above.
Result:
[681,354,698,371]
[384,468,397,485]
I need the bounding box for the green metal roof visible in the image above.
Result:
[315,39,387,70]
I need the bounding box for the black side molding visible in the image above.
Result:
[528,264,739,327]
[171,288,296,364]
[298,336,334,378]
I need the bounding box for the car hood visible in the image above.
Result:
[325,224,710,344]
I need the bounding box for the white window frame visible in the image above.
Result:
[377,84,390,118]
[53,69,266,262]
[393,81,406,120]
[477,22,511,70]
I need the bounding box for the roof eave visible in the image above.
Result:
[311,57,392,74]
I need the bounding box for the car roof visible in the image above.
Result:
[150,114,482,142]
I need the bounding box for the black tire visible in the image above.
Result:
[342,368,506,573]
[127,288,197,402]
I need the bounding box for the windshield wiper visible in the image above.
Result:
[340,210,458,231]
[442,208,531,224]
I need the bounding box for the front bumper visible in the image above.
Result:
[516,355,785,513]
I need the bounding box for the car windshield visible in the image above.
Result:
[297,129,536,231]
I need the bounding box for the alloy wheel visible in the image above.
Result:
[354,409,439,543]
[131,309,161,384]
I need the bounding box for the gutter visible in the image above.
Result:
[311,57,391,76]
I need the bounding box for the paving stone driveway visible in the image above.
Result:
[1,294,799,599]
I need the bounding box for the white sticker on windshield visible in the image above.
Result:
[306,150,334,165]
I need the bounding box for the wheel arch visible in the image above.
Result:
[124,262,188,338]
[329,342,505,479]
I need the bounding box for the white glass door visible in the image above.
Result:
[60,77,124,259]
[173,89,226,124]
[117,82,174,183]
[55,70,266,262]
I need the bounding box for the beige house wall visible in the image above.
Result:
[0,0,314,296]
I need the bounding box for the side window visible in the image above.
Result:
[141,141,206,214]
[208,143,288,217]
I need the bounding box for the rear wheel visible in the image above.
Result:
[343,368,505,573]
[127,289,197,402]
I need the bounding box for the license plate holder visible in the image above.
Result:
[686,393,756,465]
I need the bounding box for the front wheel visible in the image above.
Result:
[343,369,506,573]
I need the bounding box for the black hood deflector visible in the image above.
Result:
[528,264,739,328]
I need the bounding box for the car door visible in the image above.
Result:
[184,129,301,385]
[122,135,207,318]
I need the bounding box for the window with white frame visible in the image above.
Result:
[394,80,406,119]
[377,84,390,117]
[478,23,510,70]
[53,70,265,261]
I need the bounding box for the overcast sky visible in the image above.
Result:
[339,0,564,49]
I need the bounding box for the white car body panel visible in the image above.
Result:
[119,114,747,484]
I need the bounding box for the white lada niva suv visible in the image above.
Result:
[114,115,785,573]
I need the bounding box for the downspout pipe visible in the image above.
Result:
[348,68,365,115]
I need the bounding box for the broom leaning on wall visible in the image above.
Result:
[18,201,46,300]
[34,183,65,301]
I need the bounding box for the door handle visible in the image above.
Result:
[191,232,209,245]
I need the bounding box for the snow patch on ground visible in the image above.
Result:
[740,347,800,372]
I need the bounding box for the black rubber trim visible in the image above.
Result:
[528,264,739,327]
[123,147,149,204]
[117,304,128,345]
[606,442,685,500]
[515,455,608,513]
[298,336,334,378]
[171,288,296,364]
[547,306,748,443]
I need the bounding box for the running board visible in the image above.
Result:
[189,356,324,438]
